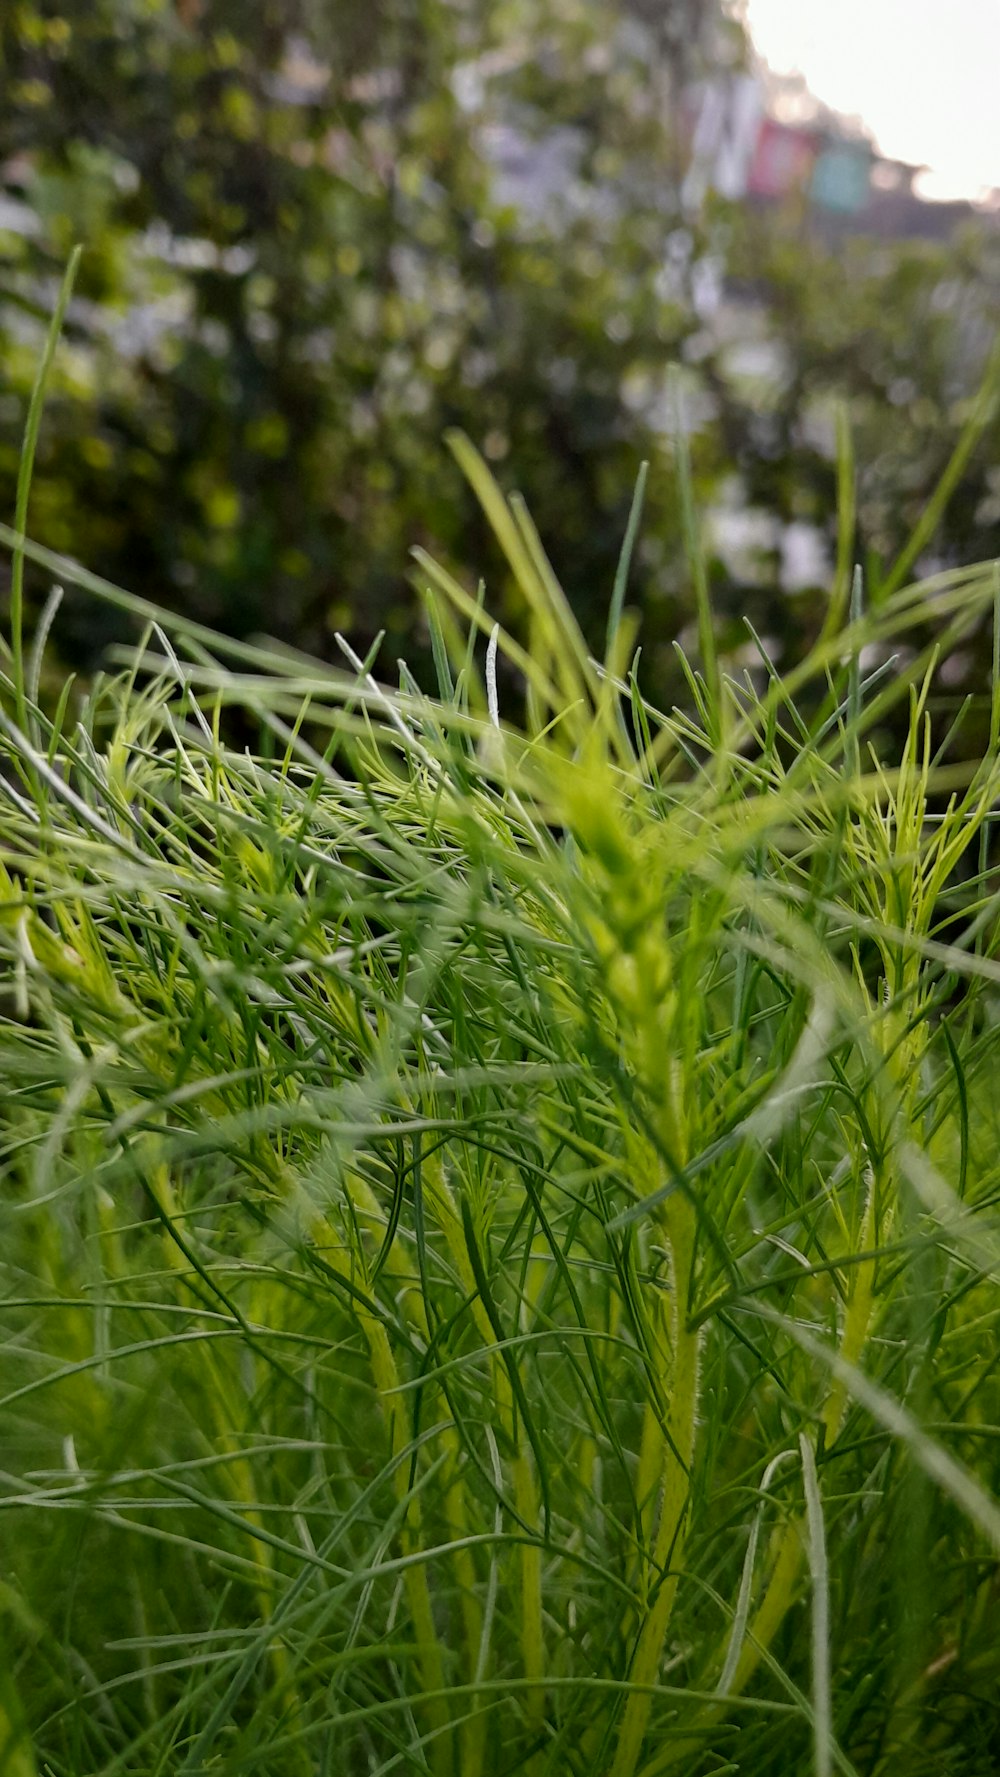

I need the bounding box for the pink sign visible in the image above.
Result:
[747,120,820,200]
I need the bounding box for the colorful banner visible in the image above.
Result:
[680,82,876,218]
[809,141,872,214]
[747,120,820,200]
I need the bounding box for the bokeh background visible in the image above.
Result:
[3,0,1000,707]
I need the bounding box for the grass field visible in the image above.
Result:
[5,285,1000,1774]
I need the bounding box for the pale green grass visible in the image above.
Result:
[3,275,1000,1775]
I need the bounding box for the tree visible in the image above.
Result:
[0,0,736,678]
[3,0,998,737]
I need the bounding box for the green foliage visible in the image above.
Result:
[0,0,734,681]
[1,0,480,654]
[4,434,1000,1774]
[702,207,1000,688]
[5,0,1000,727]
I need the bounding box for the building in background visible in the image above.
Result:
[678,69,999,237]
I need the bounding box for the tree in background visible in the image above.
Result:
[2,0,1000,712]
[1,0,484,658]
[0,0,736,678]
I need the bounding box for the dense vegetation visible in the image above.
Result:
[0,0,730,671]
[4,290,1000,1765]
[4,0,1000,713]
[6,13,1000,1767]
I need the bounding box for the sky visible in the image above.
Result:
[741,0,1000,202]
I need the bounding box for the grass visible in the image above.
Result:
[5,301,1000,1775]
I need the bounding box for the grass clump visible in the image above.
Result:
[5,377,1000,1771]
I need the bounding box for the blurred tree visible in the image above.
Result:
[0,0,480,658]
[2,0,999,725]
[699,202,1000,730]
[0,0,735,678]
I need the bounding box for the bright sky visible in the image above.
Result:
[742,0,1000,202]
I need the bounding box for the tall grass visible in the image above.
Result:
[5,320,1000,1774]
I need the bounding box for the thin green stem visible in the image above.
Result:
[10,248,81,740]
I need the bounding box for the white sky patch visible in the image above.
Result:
[741,0,1000,202]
